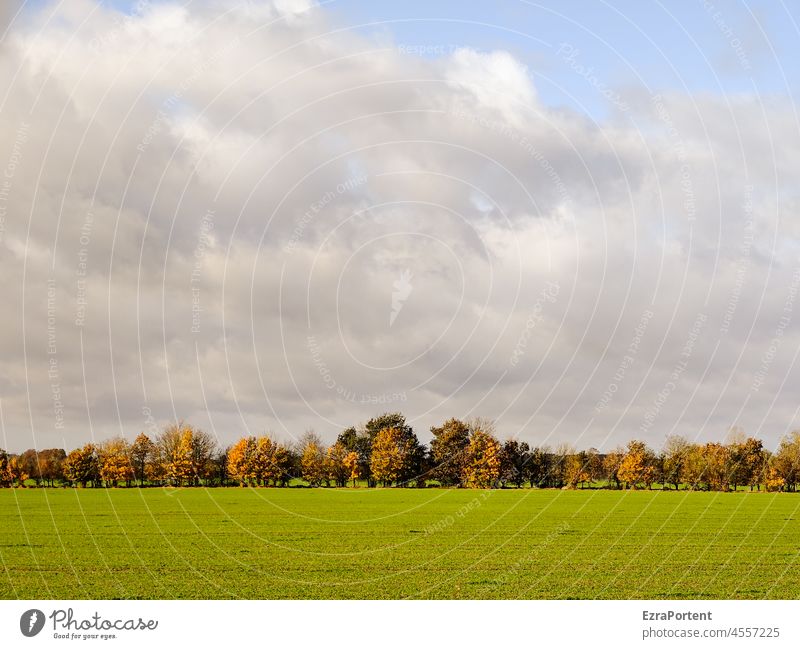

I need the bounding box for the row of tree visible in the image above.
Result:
[2,413,800,491]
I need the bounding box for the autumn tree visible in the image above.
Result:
[565,451,590,489]
[702,442,731,491]
[326,441,351,487]
[227,436,257,486]
[336,426,372,486]
[344,451,361,487]
[662,435,690,490]
[99,438,134,487]
[527,446,551,488]
[189,428,217,485]
[158,424,194,486]
[18,448,65,487]
[462,427,501,488]
[430,418,471,486]
[156,423,216,486]
[548,444,575,489]
[130,433,155,486]
[677,444,704,490]
[726,437,763,491]
[602,447,624,489]
[370,427,413,487]
[618,440,657,489]
[0,450,16,487]
[742,437,766,491]
[300,433,327,486]
[63,444,100,487]
[586,448,602,485]
[253,435,285,486]
[772,431,800,492]
[500,439,531,488]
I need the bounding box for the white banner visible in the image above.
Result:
[0,600,797,648]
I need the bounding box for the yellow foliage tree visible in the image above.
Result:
[63,444,100,487]
[564,454,590,489]
[99,438,134,487]
[254,435,284,486]
[301,440,326,486]
[0,451,28,487]
[370,427,411,487]
[227,437,257,486]
[765,466,786,492]
[326,442,350,487]
[166,429,194,486]
[617,440,657,489]
[344,451,361,487]
[462,428,501,488]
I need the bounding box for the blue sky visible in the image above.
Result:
[96,0,800,120]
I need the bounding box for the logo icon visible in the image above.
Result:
[390,269,413,326]
[20,609,45,637]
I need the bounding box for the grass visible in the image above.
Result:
[1,487,799,599]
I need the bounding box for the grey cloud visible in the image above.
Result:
[0,1,798,453]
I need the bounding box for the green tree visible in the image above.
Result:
[326,441,350,487]
[130,433,155,486]
[430,418,470,486]
[500,439,530,488]
[661,435,689,490]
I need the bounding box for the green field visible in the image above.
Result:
[1,488,799,599]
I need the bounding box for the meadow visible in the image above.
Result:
[1,488,799,599]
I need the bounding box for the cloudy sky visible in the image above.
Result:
[1,0,799,453]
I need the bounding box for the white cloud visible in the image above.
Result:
[0,1,798,453]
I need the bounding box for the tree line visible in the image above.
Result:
[2,413,800,492]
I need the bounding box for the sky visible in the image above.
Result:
[0,0,799,453]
